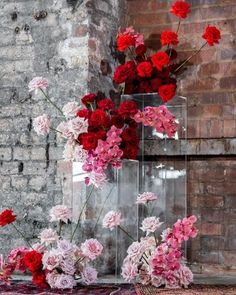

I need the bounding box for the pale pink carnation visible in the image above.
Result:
[62,102,80,118]
[46,271,59,288]
[140,217,163,236]
[50,205,72,223]
[57,121,74,142]
[60,258,76,275]
[121,259,138,282]
[33,114,51,136]
[151,275,165,288]
[57,240,74,256]
[54,274,76,289]
[80,239,103,261]
[136,192,158,205]
[176,264,193,288]
[68,117,88,138]
[39,228,58,246]
[28,77,48,93]
[102,211,121,230]
[127,242,145,261]
[81,266,98,285]
[42,249,62,271]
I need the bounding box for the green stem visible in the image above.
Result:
[11,223,33,249]
[174,42,207,73]
[40,88,65,117]
[58,220,63,237]
[70,185,95,242]
[49,127,62,134]
[93,185,115,231]
[118,225,135,242]
[176,19,181,34]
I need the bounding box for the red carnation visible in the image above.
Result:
[122,127,139,144]
[202,26,221,46]
[151,78,162,92]
[135,44,147,56]
[138,81,152,94]
[32,271,48,288]
[110,115,124,128]
[76,109,90,119]
[161,31,179,46]
[0,209,16,227]
[89,109,110,128]
[170,1,190,18]
[81,93,97,106]
[97,98,115,111]
[96,129,107,140]
[79,132,99,150]
[113,61,136,84]
[122,144,139,160]
[137,62,153,78]
[151,52,170,71]
[159,84,176,103]
[118,100,138,118]
[117,34,136,52]
[24,251,43,273]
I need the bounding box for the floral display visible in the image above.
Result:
[103,192,198,288]
[113,2,221,100]
[0,206,103,289]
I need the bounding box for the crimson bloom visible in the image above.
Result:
[97,98,115,111]
[202,26,221,46]
[117,34,136,52]
[81,93,97,106]
[89,109,110,128]
[0,209,16,227]
[24,251,43,273]
[137,62,153,78]
[161,31,179,46]
[135,44,147,56]
[151,52,170,71]
[113,61,136,84]
[32,271,48,288]
[159,84,176,103]
[170,1,190,18]
[118,100,138,118]
[79,132,99,150]
[76,109,90,119]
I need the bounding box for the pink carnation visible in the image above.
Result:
[28,77,48,93]
[121,259,138,282]
[54,274,76,289]
[7,247,28,272]
[81,266,98,285]
[42,249,62,271]
[50,205,72,224]
[33,114,51,136]
[39,228,58,246]
[62,102,80,118]
[102,211,122,230]
[136,192,158,205]
[80,239,103,261]
[140,217,163,236]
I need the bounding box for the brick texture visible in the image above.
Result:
[127,0,236,275]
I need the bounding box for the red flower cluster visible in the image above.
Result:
[24,250,48,288]
[78,94,139,159]
[113,1,221,103]
[0,209,16,227]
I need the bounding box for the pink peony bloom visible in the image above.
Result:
[28,77,48,93]
[60,258,76,275]
[42,249,62,271]
[54,274,76,289]
[39,228,58,246]
[33,114,51,136]
[81,266,98,285]
[80,239,103,261]
[140,217,163,236]
[136,192,158,205]
[46,271,59,289]
[102,211,122,230]
[121,259,138,282]
[62,102,80,118]
[50,205,72,224]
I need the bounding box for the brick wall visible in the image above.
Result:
[127,0,236,275]
[0,0,124,255]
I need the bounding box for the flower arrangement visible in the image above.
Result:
[0,205,103,289]
[113,1,221,102]
[103,192,198,288]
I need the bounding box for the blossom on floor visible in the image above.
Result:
[49,205,72,224]
[102,211,122,230]
[33,114,51,136]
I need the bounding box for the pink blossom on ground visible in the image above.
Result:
[136,192,158,205]
[121,259,138,282]
[102,211,122,230]
[81,266,98,285]
[42,249,62,271]
[62,102,80,118]
[140,217,163,236]
[33,114,51,136]
[50,205,72,224]
[28,77,48,93]
[80,239,103,261]
[54,274,76,289]
[39,228,58,246]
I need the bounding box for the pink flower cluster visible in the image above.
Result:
[83,126,123,187]
[102,211,122,230]
[133,105,179,138]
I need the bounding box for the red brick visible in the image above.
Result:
[222,251,236,267]
[201,223,222,235]
[132,13,168,27]
[223,119,236,137]
[220,76,236,89]
[199,62,236,77]
[202,105,223,118]
[199,196,224,208]
[187,119,200,138]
